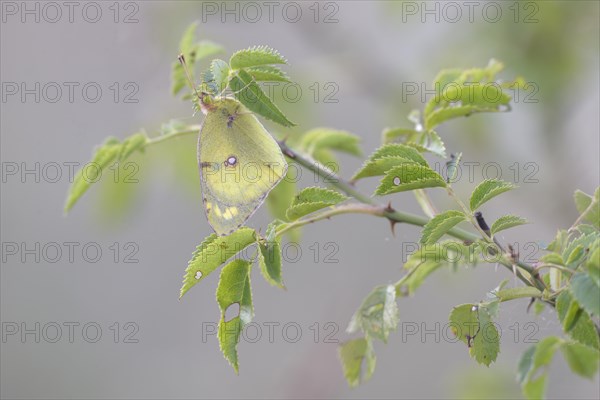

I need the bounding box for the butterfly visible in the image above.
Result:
[197,94,287,235]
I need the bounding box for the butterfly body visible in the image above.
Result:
[198,97,287,235]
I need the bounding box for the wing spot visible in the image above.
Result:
[224,155,238,167]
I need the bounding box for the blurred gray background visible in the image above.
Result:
[1,1,599,398]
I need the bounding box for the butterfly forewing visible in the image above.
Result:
[198,98,287,235]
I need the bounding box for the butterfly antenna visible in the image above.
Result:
[178,54,202,101]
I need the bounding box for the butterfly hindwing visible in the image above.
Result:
[198,98,287,235]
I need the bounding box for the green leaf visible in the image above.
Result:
[229,45,287,70]
[399,241,478,294]
[570,273,600,317]
[338,337,376,387]
[523,374,547,400]
[518,336,599,399]
[491,215,528,235]
[64,132,148,212]
[532,336,562,370]
[587,247,600,286]
[562,231,599,269]
[179,21,198,54]
[209,59,230,94]
[424,60,512,130]
[556,291,600,350]
[560,342,600,378]
[449,303,500,366]
[352,144,427,181]
[286,187,347,221]
[469,179,516,211]
[426,105,501,132]
[470,307,500,366]
[246,65,290,82]
[180,228,257,298]
[381,127,420,144]
[539,252,564,266]
[517,345,536,384]
[574,188,600,229]
[172,22,223,95]
[229,69,295,127]
[420,210,466,245]
[375,164,446,195]
[449,304,480,346]
[300,128,362,166]
[347,285,399,343]
[518,336,561,400]
[413,130,447,157]
[445,152,462,183]
[216,259,253,373]
[493,287,542,302]
[258,237,284,289]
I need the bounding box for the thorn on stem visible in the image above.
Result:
[384,201,395,213]
[389,219,397,237]
[527,297,535,313]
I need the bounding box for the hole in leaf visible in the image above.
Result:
[195,271,203,280]
[393,176,401,186]
[224,302,240,322]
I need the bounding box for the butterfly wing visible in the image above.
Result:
[198,98,287,235]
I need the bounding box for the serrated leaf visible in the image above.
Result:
[381,127,420,144]
[258,237,284,288]
[449,304,480,346]
[539,252,564,266]
[285,187,347,221]
[562,231,598,267]
[229,69,295,127]
[347,285,398,343]
[64,133,148,212]
[172,29,223,95]
[399,241,475,294]
[570,273,600,317]
[216,259,253,373]
[230,46,287,70]
[352,144,427,181]
[470,307,500,366]
[469,179,516,211]
[574,189,600,229]
[338,337,376,387]
[246,65,290,82]
[426,104,502,131]
[424,60,511,130]
[420,210,466,245]
[180,228,257,298]
[209,59,230,94]
[491,215,528,235]
[518,336,562,399]
[300,128,362,165]
[375,164,446,195]
[416,130,446,157]
[560,342,600,378]
[556,291,600,350]
[445,152,462,183]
